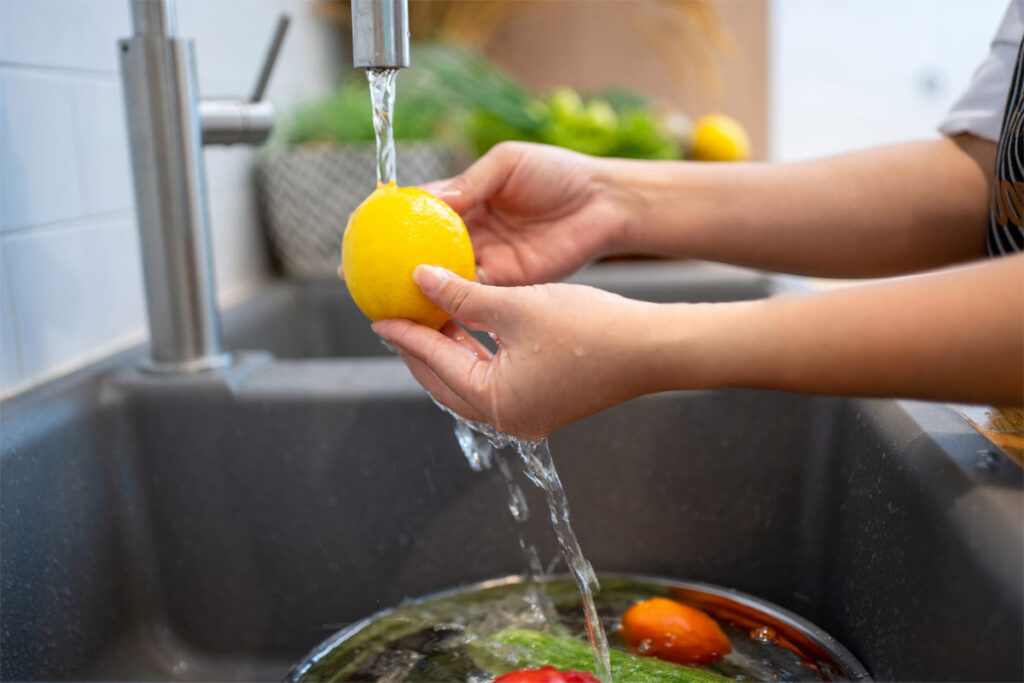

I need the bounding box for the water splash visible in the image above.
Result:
[437,400,612,683]
[366,67,397,186]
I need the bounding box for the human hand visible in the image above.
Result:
[421,142,629,286]
[371,265,665,439]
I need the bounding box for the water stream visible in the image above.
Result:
[446,407,614,683]
[366,67,397,187]
[368,66,612,681]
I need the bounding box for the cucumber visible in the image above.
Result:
[467,628,731,683]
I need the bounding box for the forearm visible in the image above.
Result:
[647,254,1023,405]
[602,135,994,278]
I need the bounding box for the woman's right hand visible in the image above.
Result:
[421,142,630,286]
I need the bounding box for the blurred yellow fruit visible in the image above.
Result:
[691,114,751,162]
[342,183,476,329]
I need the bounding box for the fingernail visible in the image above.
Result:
[433,184,461,200]
[475,265,489,285]
[437,189,462,204]
[413,264,451,297]
[421,182,459,201]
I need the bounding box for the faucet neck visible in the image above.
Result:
[131,0,177,37]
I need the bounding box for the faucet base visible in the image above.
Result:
[138,352,234,375]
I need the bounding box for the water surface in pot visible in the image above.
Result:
[289,575,871,682]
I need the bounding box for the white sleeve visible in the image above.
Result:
[939,0,1024,142]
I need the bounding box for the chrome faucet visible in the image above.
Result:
[119,0,407,373]
[119,0,288,373]
[351,0,410,69]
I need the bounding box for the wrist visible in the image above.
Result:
[639,300,763,393]
[590,157,655,256]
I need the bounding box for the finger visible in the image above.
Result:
[413,265,506,329]
[372,318,488,408]
[422,143,524,215]
[337,264,345,281]
[418,178,455,197]
[391,346,489,424]
[440,320,493,360]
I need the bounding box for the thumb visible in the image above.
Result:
[414,265,497,327]
[420,143,523,214]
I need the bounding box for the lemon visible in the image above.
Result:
[691,113,751,162]
[342,183,476,330]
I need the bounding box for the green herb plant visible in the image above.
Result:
[281,44,682,161]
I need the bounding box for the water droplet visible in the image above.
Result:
[454,418,493,471]
[974,450,998,471]
[750,625,778,644]
[637,639,654,654]
[572,345,585,357]
[507,485,529,521]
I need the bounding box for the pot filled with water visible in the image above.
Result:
[288,574,871,682]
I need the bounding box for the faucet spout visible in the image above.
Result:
[351,0,410,69]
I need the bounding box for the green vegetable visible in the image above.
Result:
[594,88,652,114]
[278,42,682,161]
[415,43,542,133]
[613,109,680,160]
[468,628,731,683]
[465,110,541,157]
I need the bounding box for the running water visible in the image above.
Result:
[367,64,611,681]
[366,67,397,186]
[445,405,613,683]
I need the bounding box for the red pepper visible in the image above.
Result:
[494,665,601,683]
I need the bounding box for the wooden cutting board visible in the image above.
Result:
[955,405,1024,466]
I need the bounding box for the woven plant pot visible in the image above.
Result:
[255,142,453,277]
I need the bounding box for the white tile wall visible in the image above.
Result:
[1,69,84,232]
[73,76,135,217]
[0,246,22,388]
[2,220,146,382]
[0,0,130,74]
[0,0,342,397]
[208,184,271,298]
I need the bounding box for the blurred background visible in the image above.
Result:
[0,0,1008,398]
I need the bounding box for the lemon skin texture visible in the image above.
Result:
[342,184,476,330]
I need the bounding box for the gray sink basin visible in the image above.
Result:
[1,263,1021,682]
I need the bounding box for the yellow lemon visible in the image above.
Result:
[692,113,751,162]
[342,183,475,330]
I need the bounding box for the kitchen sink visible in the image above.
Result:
[1,264,1021,682]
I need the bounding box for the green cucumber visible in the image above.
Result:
[467,628,731,683]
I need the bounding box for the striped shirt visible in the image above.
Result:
[939,0,1024,256]
[990,36,1024,255]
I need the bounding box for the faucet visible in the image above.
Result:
[351,0,410,69]
[119,0,289,373]
[119,0,408,373]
